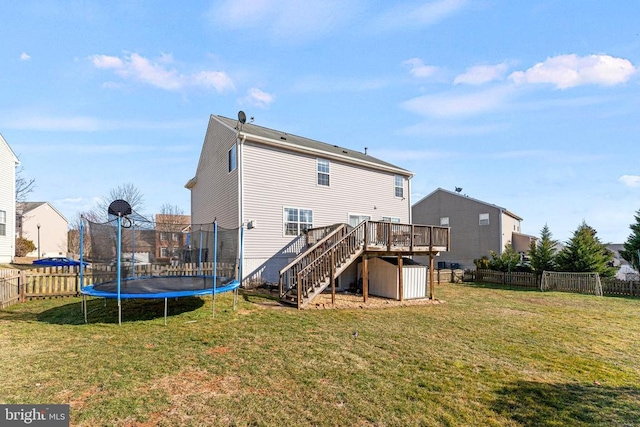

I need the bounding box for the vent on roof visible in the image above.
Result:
[342,150,348,154]
[280,136,287,140]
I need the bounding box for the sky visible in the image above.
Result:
[1,0,639,244]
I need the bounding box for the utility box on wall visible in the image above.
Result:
[358,257,427,300]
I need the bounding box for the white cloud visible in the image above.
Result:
[509,54,637,89]
[378,0,468,29]
[619,175,640,188]
[20,52,31,61]
[90,53,235,92]
[401,85,513,118]
[403,58,441,78]
[0,111,200,132]
[454,62,509,85]
[399,122,508,137]
[242,88,275,108]
[210,0,357,42]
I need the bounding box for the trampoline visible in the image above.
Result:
[79,199,243,325]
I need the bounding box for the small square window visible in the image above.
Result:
[479,213,490,226]
[440,217,449,226]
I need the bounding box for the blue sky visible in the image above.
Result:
[1,0,639,244]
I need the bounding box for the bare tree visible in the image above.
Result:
[156,204,189,261]
[15,164,35,203]
[91,183,146,221]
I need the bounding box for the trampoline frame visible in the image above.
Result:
[79,216,242,325]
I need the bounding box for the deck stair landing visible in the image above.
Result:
[278,220,449,308]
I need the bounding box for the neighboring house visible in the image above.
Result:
[0,134,19,263]
[17,202,69,258]
[607,243,639,281]
[154,214,191,261]
[186,114,416,287]
[412,188,535,270]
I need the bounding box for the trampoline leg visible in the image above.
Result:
[233,288,238,311]
[83,296,88,324]
[118,301,122,326]
[164,298,168,326]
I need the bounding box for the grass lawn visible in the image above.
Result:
[1,283,639,426]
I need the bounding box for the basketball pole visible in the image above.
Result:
[117,214,122,326]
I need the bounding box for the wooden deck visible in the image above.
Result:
[279,221,450,308]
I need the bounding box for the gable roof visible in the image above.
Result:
[0,133,20,165]
[415,187,523,221]
[213,115,413,177]
[18,201,68,222]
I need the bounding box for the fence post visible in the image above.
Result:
[19,271,25,302]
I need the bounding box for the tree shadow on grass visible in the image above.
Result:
[490,380,640,426]
[34,297,206,325]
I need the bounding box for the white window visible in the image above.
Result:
[394,175,404,198]
[382,217,401,223]
[349,214,371,227]
[479,213,490,226]
[317,159,330,186]
[160,247,168,257]
[0,210,5,236]
[228,144,237,172]
[160,232,168,241]
[171,233,179,241]
[440,217,449,226]
[284,207,313,236]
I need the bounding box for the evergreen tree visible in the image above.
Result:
[489,244,521,272]
[529,224,558,273]
[619,209,640,271]
[555,221,616,277]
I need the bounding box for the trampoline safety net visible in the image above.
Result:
[82,213,239,281]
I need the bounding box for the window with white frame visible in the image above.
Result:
[317,159,330,186]
[394,175,404,198]
[160,247,168,257]
[160,232,168,241]
[440,217,449,227]
[171,233,179,241]
[382,217,401,223]
[0,210,5,236]
[479,213,490,226]
[228,144,237,172]
[284,207,313,236]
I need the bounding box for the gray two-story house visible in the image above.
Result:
[412,188,534,270]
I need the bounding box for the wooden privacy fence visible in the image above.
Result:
[0,262,236,308]
[474,269,640,297]
[475,269,539,288]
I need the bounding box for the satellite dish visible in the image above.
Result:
[108,199,132,217]
[238,111,247,124]
[455,187,463,193]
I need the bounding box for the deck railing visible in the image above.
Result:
[282,221,450,307]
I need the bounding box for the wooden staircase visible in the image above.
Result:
[278,222,366,308]
[278,220,450,308]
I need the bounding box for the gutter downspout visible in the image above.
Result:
[407,177,412,224]
[498,208,504,253]
[237,134,246,284]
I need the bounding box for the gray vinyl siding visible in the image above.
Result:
[0,137,17,262]
[190,116,239,229]
[412,189,501,269]
[242,142,410,262]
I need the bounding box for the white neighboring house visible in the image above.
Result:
[17,202,69,258]
[0,134,19,263]
[186,114,414,285]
